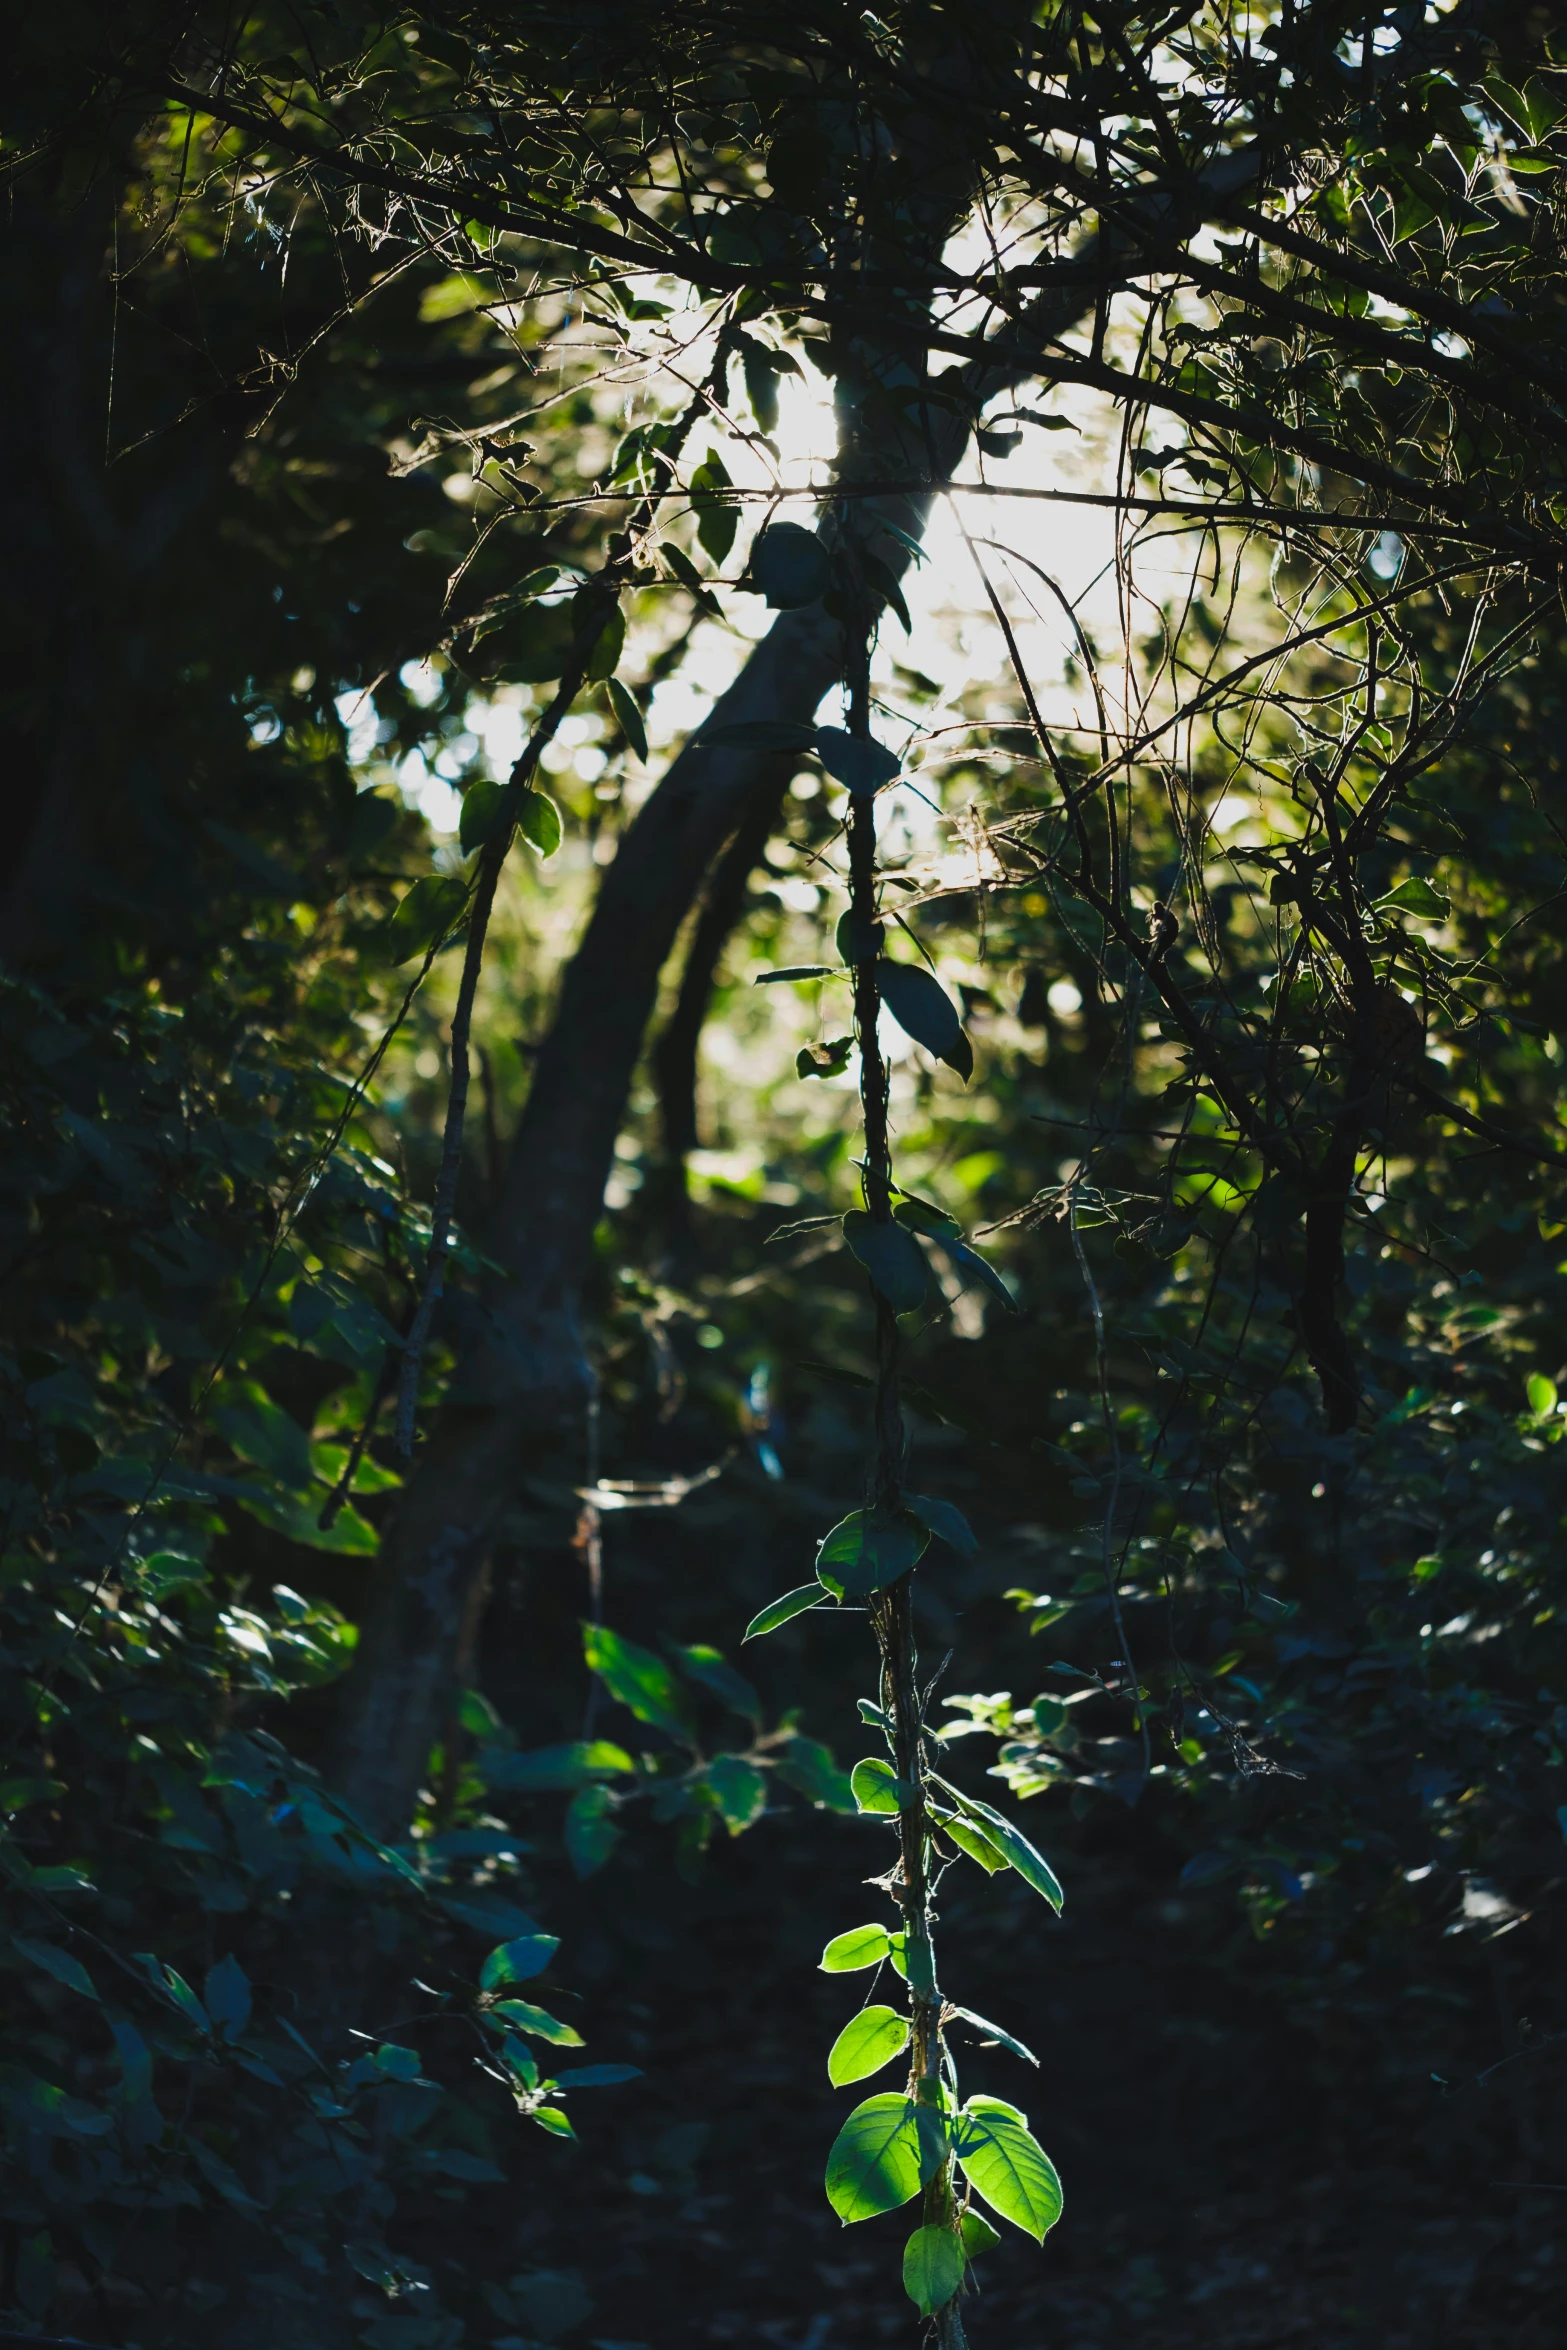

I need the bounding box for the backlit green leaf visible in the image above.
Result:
[581,1623,695,1741]
[489,2000,584,2047]
[931,1776,1064,1910]
[459,778,505,853]
[564,1785,622,1877]
[903,2224,965,2313]
[517,790,562,857]
[743,1583,827,1640]
[750,521,830,608]
[705,1754,768,1832]
[851,1757,902,1814]
[827,2005,909,2086]
[825,2094,926,2221]
[480,1935,561,1991]
[820,1923,891,1972]
[816,1506,929,1600]
[955,2095,1063,2239]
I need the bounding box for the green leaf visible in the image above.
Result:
[480,1935,561,1991]
[955,2096,1063,2239]
[825,2094,927,2221]
[892,1191,961,1239]
[815,729,901,797]
[385,874,468,962]
[828,2005,909,2086]
[841,1212,930,1315]
[582,601,626,682]
[13,1938,98,2001]
[775,1735,856,1811]
[373,2043,423,2080]
[960,2209,1002,2258]
[582,1623,696,1741]
[203,1953,251,2039]
[459,778,505,853]
[565,1785,622,1877]
[850,1756,902,1814]
[1528,1373,1558,1417]
[903,2225,965,2314]
[816,1506,929,1600]
[661,541,723,615]
[480,1739,633,1791]
[136,1956,209,2034]
[705,1754,769,1831]
[751,520,830,608]
[836,908,884,966]
[757,964,837,984]
[673,1642,761,1723]
[904,1491,978,1559]
[744,1583,827,1639]
[517,789,563,857]
[931,1776,1064,1910]
[1376,876,1449,919]
[943,1237,1019,1314]
[606,677,647,762]
[532,2105,576,2138]
[946,2006,1038,2066]
[821,1923,891,1972]
[877,961,973,1079]
[490,2000,584,2047]
[692,454,739,564]
[550,2063,642,2088]
[941,1817,1009,1874]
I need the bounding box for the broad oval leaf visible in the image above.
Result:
[816,729,902,797]
[581,1623,695,1741]
[385,874,468,963]
[904,1490,978,1559]
[532,2104,575,2138]
[459,777,505,853]
[820,1923,892,1973]
[841,1212,930,1315]
[816,1506,929,1600]
[851,1756,902,1814]
[704,1753,768,1832]
[517,789,562,857]
[825,2094,925,2222]
[877,961,973,1079]
[751,520,830,609]
[835,908,884,966]
[744,1582,827,1641]
[828,2005,910,2087]
[960,2208,1003,2258]
[775,1734,856,1812]
[955,2095,1063,2240]
[480,1934,561,1992]
[903,2224,966,2314]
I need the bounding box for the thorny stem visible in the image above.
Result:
[844,589,968,2345]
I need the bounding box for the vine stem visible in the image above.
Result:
[844,596,968,2347]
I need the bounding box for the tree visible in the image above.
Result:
[6,2,1567,2340]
